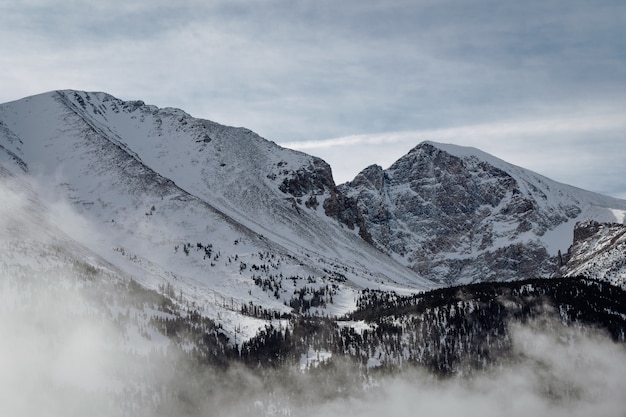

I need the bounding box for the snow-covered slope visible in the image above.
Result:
[561,220,626,288]
[2,90,625,328]
[0,90,435,340]
[340,141,626,284]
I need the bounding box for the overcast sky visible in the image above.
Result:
[1,0,625,197]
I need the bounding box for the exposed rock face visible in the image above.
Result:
[278,157,372,242]
[572,219,603,243]
[561,220,626,288]
[340,142,624,284]
[324,188,372,243]
[278,157,333,197]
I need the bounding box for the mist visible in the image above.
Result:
[311,323,626,417]
[3,265,626,416]
[2,178,626,417]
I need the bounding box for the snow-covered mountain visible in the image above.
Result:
[340,141,626,284]
[2,89,625,324]
[0,90,434,340]
[3,90,626,416]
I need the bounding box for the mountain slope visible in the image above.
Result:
[0,90,435,339]
[340,141,626,284]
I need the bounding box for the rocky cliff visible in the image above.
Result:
[340,141,626,284]
[561,220,626,288]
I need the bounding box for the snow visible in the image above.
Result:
[299,348,333,371]
[0,90,436,343]
[610,208,626,223]
[2,90,626,343]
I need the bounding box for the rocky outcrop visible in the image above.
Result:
[323,187,372,243]
[340,141,619,284]
[278,157,372,243]
[278,157,334,197]
[572,219,603,243]
[560,220,626,288]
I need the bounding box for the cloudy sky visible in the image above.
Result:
[1,0,625,197]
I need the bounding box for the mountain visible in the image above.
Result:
[0,90,437,338]
[340,141,626,284]
[2,90,626,314]
[3,90,626,416]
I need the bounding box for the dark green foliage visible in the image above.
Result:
[345,277,626,374]
[99,275,626,415]
[142,276,626,378]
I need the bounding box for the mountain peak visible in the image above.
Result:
[0,90,433,326]
[346,164,384,190]
[342,139,626,284]
[410,140,509,167]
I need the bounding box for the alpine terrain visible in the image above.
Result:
[2,90,626,417]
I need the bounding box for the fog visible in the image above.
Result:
[314,323,626,417]
[2,179,626,417]
[3,264,626,417]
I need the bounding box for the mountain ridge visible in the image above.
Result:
[340,140,626,283]
[2,89,625,306]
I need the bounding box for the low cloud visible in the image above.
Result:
[3,244,626,417]
[310,322,626,417]
[2,178,626,417]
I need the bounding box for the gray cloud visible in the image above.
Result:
[285,110,626,197]
[1,0,625,197]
